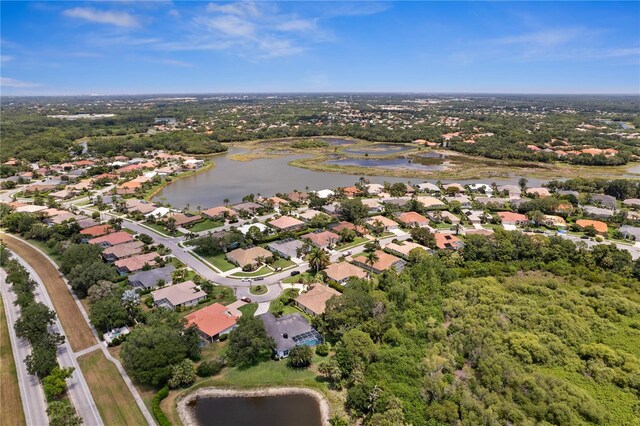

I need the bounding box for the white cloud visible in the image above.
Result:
[1,77,41,88]
[277,19,317,32]
[63,7,139,28]
[1,55,14,63]
[158,58,194,67]
[201,15,257,38]
[206,2,262,18]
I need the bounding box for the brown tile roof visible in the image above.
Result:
[102,241,144,259]
[302,231,340,248]
[353,250,402,272]
[396,211,429,226]
[80,224,112,238]
[497,211,528,224]
[88,231,134,246]
[295,285,341,315]
[201,206,237,218]
[268,215,304,230]
[185,303,238,338]
[576,219,608,233]
[366,215,398,229]
[434,233,462,250]
[325,262,367,282]
[226,246,272,268]
[114,252,158,272]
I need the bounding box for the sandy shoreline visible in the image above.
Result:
[177,386,331,426]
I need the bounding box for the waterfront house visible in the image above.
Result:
[259,313,323,359]
[185,303,238,343]
[591,194,617,209]
[201,206,237,219]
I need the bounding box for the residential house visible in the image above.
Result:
[287,191,308,202]
[80,224,112,241]
[543,215,567,228]
[475,197,510,208]
[268,216,305,232]
[416,196,446,210]
[88,231,134,248]
[129,265,175,290]
[167,213,202,228]
[152,280,207,310]
[365,183,385,195]
[201,206,237,220]
[445,195,472,209]
[576,219,608,234]
[316,189,334,199]
[497,185,521,198]
[427,210,460,225]
[268,239,306,260]
[526,187,551,198]
[619,225,640,241]
[352,250,405,274]
[384,241,430,259]
[416,182,441,193]
[232,202,261,213]
[324,262,367,284]
[115,252,158,274]
[294,285,341,316]
[125,199,157,215]
[298,209,326,222]
[226,246,273,270]
[259,313,323,359]
[366,215,399,231]
[463,210,485,224]
[102,241,144,262]
[331,221,368,235]
[497,211,529,227]
[185,303,238,342]
[434,233,464,250]
[623,199,640,209]
[582,206,614,219]
[321,203,340,216]
[395,211,430,228]
[591,194,617,209]
[302,230,340,249]
[361,199,383,214]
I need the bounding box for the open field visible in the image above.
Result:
[0,294,26,426]
[0,233,97,351]
[77,350,147,426]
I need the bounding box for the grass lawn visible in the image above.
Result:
[230,265,271,278]
[144,222,184,237]
[188,219,224,233]
[180,288,236,316]
[170,257,185,268]
[249,284,268,295]
[238,303,258,317]
[271,258,296,269]
[78,350,147,426]
[335,237,368,251]
[1,233,97,352]
[0,294,26,426]
[283,272,313,283]
[24,238,61,265]
[201,253,236,272]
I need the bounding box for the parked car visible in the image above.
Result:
[254,277,264,281]
[290,270,301,276]
[241,296,251,303]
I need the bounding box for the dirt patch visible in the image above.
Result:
[0,233,97,351]
[177,387,331,426]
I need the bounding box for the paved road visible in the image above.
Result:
[0,269,49,426]
[9,236,157,426]
[11,251,104,426]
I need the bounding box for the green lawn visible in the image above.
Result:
[249,285,268,295]
[143,222,184,237]
[230,265,271,278]
[188,219,224,233]
[335,236,368,251]
[238,303,258,317]
[283,272,313,283]
[201,253,236,272]
[271,258,296,269]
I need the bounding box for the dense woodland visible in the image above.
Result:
[1,94,637,164]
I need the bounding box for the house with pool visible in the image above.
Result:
[259,312,323,359]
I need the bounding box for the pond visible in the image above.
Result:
[341,143,415,156]
[325,156,449,172]
[190,393,323,426]
[152,147,407,208]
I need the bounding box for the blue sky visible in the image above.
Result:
[1,1,639,95]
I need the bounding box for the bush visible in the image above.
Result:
[196,358,225,377]
[315,343,330,357]
[152,386,171,426]
[288,345,313,368]
[219,333,228,342]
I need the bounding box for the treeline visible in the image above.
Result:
[0,246,82,426]
[546,178,640,200]
[89,131,227,157]
[312,230,640,425]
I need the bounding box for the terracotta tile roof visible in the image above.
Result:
[366,215,398,229]
[353,250,402,272]
[268,215,304,230]
[434,233,463,250]
[295,285,341,315]
[576,219,608,233]
[396,211,429,226]
[497,211,528,224]
[302,231,340,248]
[80,224,112,238]
[331,221,368,235]
[324,262,367,282]
[185,303,238,338]
[201,206,237,218]
[88,231,134,246]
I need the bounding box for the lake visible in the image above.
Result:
[325,156,449,172]
[190,393,323,426]
[341,143,415,156]
[153,147,407,208]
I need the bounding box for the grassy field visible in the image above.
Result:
[77,350,147,426]
[271,258,296,269]
[0,233,97,351]
[201,253,236,272]
[238,303,258,317]
[230,265,271,278]
[143,222,184,237]
[188,219,224,233]
[0,294,26,426]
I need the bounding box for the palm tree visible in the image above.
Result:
[363,250,379,279]
[307,247,330,274]
[223,198,230,207]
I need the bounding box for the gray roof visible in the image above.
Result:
[260,313,320,354]
[620,226,640,239]
[583,205,614,217]
[129,265,175,289]
[267,239,305,259]
[233,202,261,211]
[591,194,617,208]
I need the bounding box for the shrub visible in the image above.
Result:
[315,343,330,357]
[196,358,225,377]
[152,386,171,426]
[288,345,313,368]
